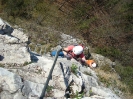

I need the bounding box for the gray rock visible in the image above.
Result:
[4,35,19,43]
[0,91,13,99]
[91,53,112,67]
[60,33,81,47]
[92,87,121,99]
[14,91,28,99]
[0,67,23,93]
[0,18,30,64]
[22,80,44,98]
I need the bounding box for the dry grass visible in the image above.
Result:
[94,67,133,99]
[96,68,124,84]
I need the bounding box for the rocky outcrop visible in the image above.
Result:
[60,33,81,47]
[0,18,121,99]
[0,56,121,99]
[0,67,23,93]
[0,18,30,64]
[91,53,113,67]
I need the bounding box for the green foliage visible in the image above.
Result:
[70,2,97,33]
[32,1,50,24]
[75,91,84,99]
[46,85,54,93]
[97,68,128,93]
[23,61,32,66]
[70,91,84,99]
[115,1,133,32]
[115,65,133,93]
[71,64,78,74]
[122,1,133,12]
[89,89,94,96]
[0,0,8,5]
[29,44,35,52]
[0,63,4,67]
[95,47,122,58]
[104,0,120,9]
[98,75,110,87]
[71,3,92,20]
[1,0,50,20]
[124,23,133,32]
[122,2,133,32]
[5,0,25,17]
[77,17,97,30]
[125,14,133,22]
[100,64,112,72]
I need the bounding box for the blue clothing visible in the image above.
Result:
[51,51,64,57]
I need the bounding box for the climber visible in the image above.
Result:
[62,45,86,62]
[51,45,97,67]
[51,45,85,63]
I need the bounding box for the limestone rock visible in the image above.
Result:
[91,53,112,67]
[0,18,31,64]
[12,29,28,43]
[0,67,23,93]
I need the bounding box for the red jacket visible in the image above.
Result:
[66,45,85,59]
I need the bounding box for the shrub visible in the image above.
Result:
[46,85,54,93]
[71,64,78,74]
[70,91,84,99]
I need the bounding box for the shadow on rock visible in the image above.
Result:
[30,55,39,63]
[30,52,40,63]
[0,55,4,61]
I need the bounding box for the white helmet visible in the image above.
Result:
[73,46,83,55]
[91,62,97,68]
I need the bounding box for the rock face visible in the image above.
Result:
[0,56,121,99]
[60,33,81,47]
[91,53,113,67]
[0,18,121,99]
[0,18,30,64]
[0,67,23,93]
